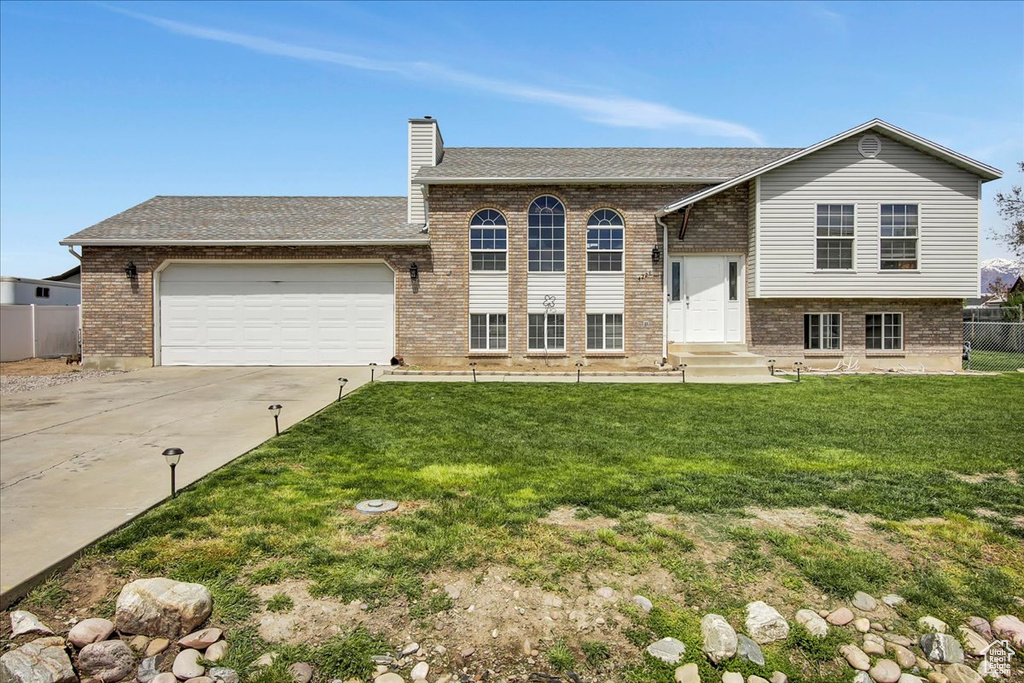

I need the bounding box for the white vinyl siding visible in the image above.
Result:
[408,119,441,224]
[468,272,508,313]
[756,133,981,298]
[527,272,566,313]
[585,273,625,313]
[747,178,758,296]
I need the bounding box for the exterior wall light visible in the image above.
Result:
[162,447,183,498]
[268,404,282,435]
[125,261,138,281]
[338,377,349,401]
[409,262,419,280]
[651,246,661,264]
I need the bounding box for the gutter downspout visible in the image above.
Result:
[656,215,669,363]
[66,246,83,358]
[67,246,82,261]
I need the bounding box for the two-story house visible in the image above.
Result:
[61,117,1001,373]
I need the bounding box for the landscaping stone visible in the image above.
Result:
[205,640,229,662]
[991,614,1024,648]
[9,610,54,637]
[674,663,699,683]
[185,678,213,683]
[853,592,878,612]
[137,656,160,683]
[863,634,886,656]
[647,637,687,664]
[796,608,829,637]
[701,614,738,663]
[840,644,871,670]
[145,637,171,657]
[208,668,240,683]
[289,662,313,683]
[827,607,855,626]
[769,673,788,683]
[886,642,916,669]
[129,635,150,653]
[178,628,222,649]
[965,617,993,641]
[736,634,765,667]
[374,675,405,683]
[596,586,615,598]
[926,674,948,683]
[917,616,949,634]
[116,578,213,638]
[722,673,743,683]
[898,676,926,683]
[633,595,653,612]
[401,642,419,656]
[882,633,913,648]
[68,617,115,648]
[920,633,964,664]
[77,639,135,682]
[915,657,933,671]
[868,659,900,683]
[173,649,205,680]
[747,677,769,683]
[939,664,982,683]
[853,617,871,633]
[0,636,77,683]
[881,595,905,608]
[151,674,178,683]
[853,673,872,683]
[410,662,429,681]
[956,626,988,656]
[745,602,789,644]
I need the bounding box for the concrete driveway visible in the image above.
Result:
[0,366,371,606]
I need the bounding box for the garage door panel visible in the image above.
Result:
[159,263,394,366]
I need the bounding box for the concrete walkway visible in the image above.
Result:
[381,371,789,384]
[0,366,370,606]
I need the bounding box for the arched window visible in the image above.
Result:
[528,196,565,272]
[586,209,624,272]
[469,209,507,271]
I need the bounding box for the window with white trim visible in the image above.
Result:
[880,204,918,270]
[804,313,841,350]
[528,313,564,351]
[586,209,624,272]
[470,209,507,272]
[469,313,507,351]
[865,313,903,351]
[587,313,623,351]
[528,196,565,272]
[815,204,854,269]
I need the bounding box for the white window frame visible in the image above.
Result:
[814,203,856,271]
[469,209,508,273]
[865,312,903,351]
[586,209,625,273]
[878,203,919,271]
[527,312,565,351]
[586,313,624,351]
[527,195,566,273]
[803,312,842,351]
[469,313,507,352]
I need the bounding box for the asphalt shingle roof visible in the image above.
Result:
[413,147,802,182]
[61,196,425,244]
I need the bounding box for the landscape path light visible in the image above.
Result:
[162,447,183,498]
[369,363,378,382]
[575,361,584,383]
[794,361,804,382]
[269,404,282,436]
[680,363,687,383]
[768,359,776,376]
[469,362,477,383]
[338,377,349,402]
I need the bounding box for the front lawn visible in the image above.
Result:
[12,375,1024,682]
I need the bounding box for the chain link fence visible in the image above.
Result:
[962,320,1024,371]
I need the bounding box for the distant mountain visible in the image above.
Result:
[980,257,1024,294]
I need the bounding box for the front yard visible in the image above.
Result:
[8,375,1024,682]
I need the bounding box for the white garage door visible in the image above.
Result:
[159,263,394,366]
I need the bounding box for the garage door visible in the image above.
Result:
[159,263,394,366]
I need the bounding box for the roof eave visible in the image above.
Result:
[59,238,431,247]
[413,176,730,186]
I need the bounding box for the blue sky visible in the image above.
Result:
[1,1,1022,278]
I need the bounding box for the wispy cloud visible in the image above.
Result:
[101,4,763,143]
[804,2,848,33]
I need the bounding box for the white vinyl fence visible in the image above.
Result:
[0,305,81,362]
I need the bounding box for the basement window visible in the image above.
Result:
[866,313,903,351]
[804,313,841,350]
[587,313,623,351]
[528,313,564,351]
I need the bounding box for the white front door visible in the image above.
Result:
[667,256,742,344]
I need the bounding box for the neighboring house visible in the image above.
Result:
[60,118,1001,372]
[0,267,82,362]
[0,269,81,306]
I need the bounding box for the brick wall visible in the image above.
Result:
[664,182,751,254]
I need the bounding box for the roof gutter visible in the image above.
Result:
[59,238,432,247]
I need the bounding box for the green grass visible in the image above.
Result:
[35,376,1024,681]
[964,349,1024,371]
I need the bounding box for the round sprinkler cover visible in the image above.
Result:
[355,499,399,514]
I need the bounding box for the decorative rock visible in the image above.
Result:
[722,673,743,683]
[920,633,964,664]
[401,642,420,657]
[796,609,829,637]
[289,662,313,683]
[965,617,993,641]
[701,613,738,663]
[748,677,769,683]
[853,592,878,612]
[882,633,913,647]
[634,595,653,612]
[77,640,135,682]
[886,642,916,669]
[926,674,948,683]
[178,628,222,650]
[853,617,871,633]
[0,636,77,683]
[145,637,171,657]
[881,595,905,608]
[459,647,475,658]
[68,617,116,648]
[674,663,700,683]
[186,678,213,683]
[939,664,982,683]
[205,641,229,662]
[853,673,872,683]
[991,614,1024,648]
[917,616,949,634]
[897,676,925,683]
[863,634,886,656]
[647,637,687,664]
[956,626,988,656]
[745,601,789,644]
[173,649,205,680]
[208,668,240,683]
[868,659,900,683]
[152,674,178,683]
[137,656,160,683]
[840,644,871,671]
[10,610,54,637]
[827,607,855,626]
[915,657,933,671]
[374,675,405,683]
[411,661,429,681]
[770,673,788,683]
[129,635,150,653]
[115,578,213,638]
[596,586,615,599]
[736,634,764,667]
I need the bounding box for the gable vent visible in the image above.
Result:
[858,134,882,158]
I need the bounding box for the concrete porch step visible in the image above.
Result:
[667,348,771,379]
[668,342,749,354]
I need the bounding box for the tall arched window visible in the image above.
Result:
[469,209,507,271]
[586,209,624,272]
[528,196,565,272]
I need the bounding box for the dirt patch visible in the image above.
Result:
[540,507,617,532]
[0,358,80,377]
